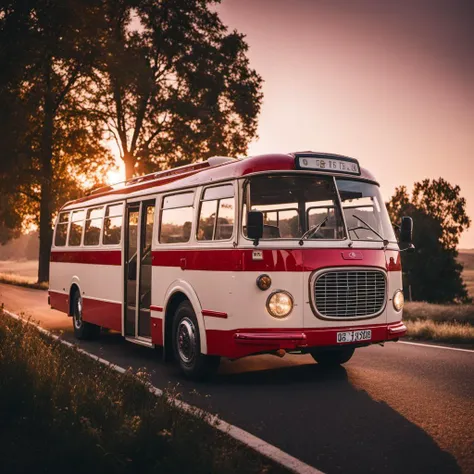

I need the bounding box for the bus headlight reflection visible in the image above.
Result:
[266,291,293,318]
[393,290,404,312]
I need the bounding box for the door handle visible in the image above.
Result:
[180,258,187,270]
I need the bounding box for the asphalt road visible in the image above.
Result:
[1,283,473,474]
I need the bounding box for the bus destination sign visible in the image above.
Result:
[296,155,360,175]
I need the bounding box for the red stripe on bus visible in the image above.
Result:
[150,305,164,312]
[82,298,122,332]
[50,250,122,266]
[49,291,122,333]
[202,309,228,319]
[151,318,163,345]
[49,291,69,314]
[152,248,400,272]
[49,248,400,271]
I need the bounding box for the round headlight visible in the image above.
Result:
[393,290,404,312]
[266,291,293,318]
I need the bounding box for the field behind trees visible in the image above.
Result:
[457,249,474,299]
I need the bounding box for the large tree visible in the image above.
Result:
[94,0,263,179]
[387,179,471,303]
[0,0,113,282]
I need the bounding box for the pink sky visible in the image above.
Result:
[217,0,474,248]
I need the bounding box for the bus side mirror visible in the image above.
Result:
[247,211,264,245]
[400,216,413,244]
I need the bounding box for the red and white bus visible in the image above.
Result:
[49,152,412,379]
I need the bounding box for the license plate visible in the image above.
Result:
[336,329,372,344]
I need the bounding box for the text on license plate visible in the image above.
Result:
[336,330,372,343]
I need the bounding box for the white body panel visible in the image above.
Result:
[49,261,122,303]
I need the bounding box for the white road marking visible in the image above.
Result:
[2,309,323,474]
[399,341,474,354]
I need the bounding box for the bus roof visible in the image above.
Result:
[62,152,378,210]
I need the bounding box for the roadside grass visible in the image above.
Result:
[404,319,474,345]
[403,302,474,344]
[0,313,286,474]
[0,273,48,290]
[404,301,474,326]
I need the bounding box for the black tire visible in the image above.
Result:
[172,301,220,380]
[310,347,355,366]
[72,290,101,340]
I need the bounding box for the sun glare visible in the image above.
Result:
[105,159,125,185]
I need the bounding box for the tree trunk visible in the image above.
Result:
[123,150,135,180]
[37,60,54,284]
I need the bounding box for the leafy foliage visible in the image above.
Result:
[0,1,117,281]
[388,179,471,303]
[0,0,263,282]
[94,0,263,178]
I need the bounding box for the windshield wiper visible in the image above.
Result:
[349,214,388,247]
[299,216,328,245]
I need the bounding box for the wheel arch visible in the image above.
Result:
[162,280,207,354]
[68,276,81,316]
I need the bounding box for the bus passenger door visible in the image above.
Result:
[137,201,155,338]
[125,204,139,337]
[124,200,155,341]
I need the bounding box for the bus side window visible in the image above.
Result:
[68,210,85,246]
[197,184,234,241]
[103,204,123,245]
[84,206,104,246]
[215,198,234,240]
[55,211,70,246]
[160,192,195,244]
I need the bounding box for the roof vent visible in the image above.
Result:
[207,156,238,167]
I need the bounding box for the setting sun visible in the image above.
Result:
[105,159,125,185]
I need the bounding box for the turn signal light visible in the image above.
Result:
[256,274,272,291]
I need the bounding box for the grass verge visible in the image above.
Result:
[405,319,474,345]
[0,312,285,474]
[404,302,474,326]
[403,302,474,345]
[0,273,48,290]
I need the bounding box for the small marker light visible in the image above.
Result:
[256,274,272,291]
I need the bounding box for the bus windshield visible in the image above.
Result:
[336,178,397,243]
[243,174,396,243]
[243,175,346,240]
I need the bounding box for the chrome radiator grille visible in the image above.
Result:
[314,270,386,318]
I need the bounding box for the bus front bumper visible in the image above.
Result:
[206,321,407,359]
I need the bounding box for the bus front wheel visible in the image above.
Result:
[72,291,100,340]
[172,301,220,380]
[310,347,355,366]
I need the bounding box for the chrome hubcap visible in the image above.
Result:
[74,296,83,329]
[177,317,196,364]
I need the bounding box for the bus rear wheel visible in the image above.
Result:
[172,301,220,380]
[72,291,100,340]
[310,347,355,366]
